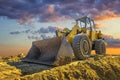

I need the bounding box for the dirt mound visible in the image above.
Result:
[20,55,120,80]
[0,55,120,80]
[0,62,21,80]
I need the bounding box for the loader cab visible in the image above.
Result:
[76,16,96,31]
[76,16,96,41]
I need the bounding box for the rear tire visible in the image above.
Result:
[95,40,106,55]
[72,34,92,60]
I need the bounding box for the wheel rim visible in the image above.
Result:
[81,40,89,55]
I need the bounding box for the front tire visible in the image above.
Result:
[72,34,92,60]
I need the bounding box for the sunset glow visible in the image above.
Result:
[0,0,120,57]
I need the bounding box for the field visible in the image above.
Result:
[0,54,120,80]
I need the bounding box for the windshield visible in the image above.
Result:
[77,20,85,28]
[86,18,91,30]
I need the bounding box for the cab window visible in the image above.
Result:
[86,18,91,30]
[78,20,85,28]
[90,20,96,31]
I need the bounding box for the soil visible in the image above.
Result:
[0,54,120,80]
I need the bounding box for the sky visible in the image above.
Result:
[0,0,120,57]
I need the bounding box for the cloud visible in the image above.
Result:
[27,34,55,40]
[95,24,102,29]
[103,34,120,48]
[10,26,57,35]
[33,26,56,34]
[56,26,64,31]
[27,35,41,40]
[10,26,57,40]
[18,16,35,24]
[10,31,20,35]
[10,29,30,35]
[0,0,120,23]
[94,10,120,21]
[45,4,55,14]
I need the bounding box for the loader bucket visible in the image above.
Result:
[23,37,73,66]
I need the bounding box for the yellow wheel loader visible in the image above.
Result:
[23,16,107,66]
